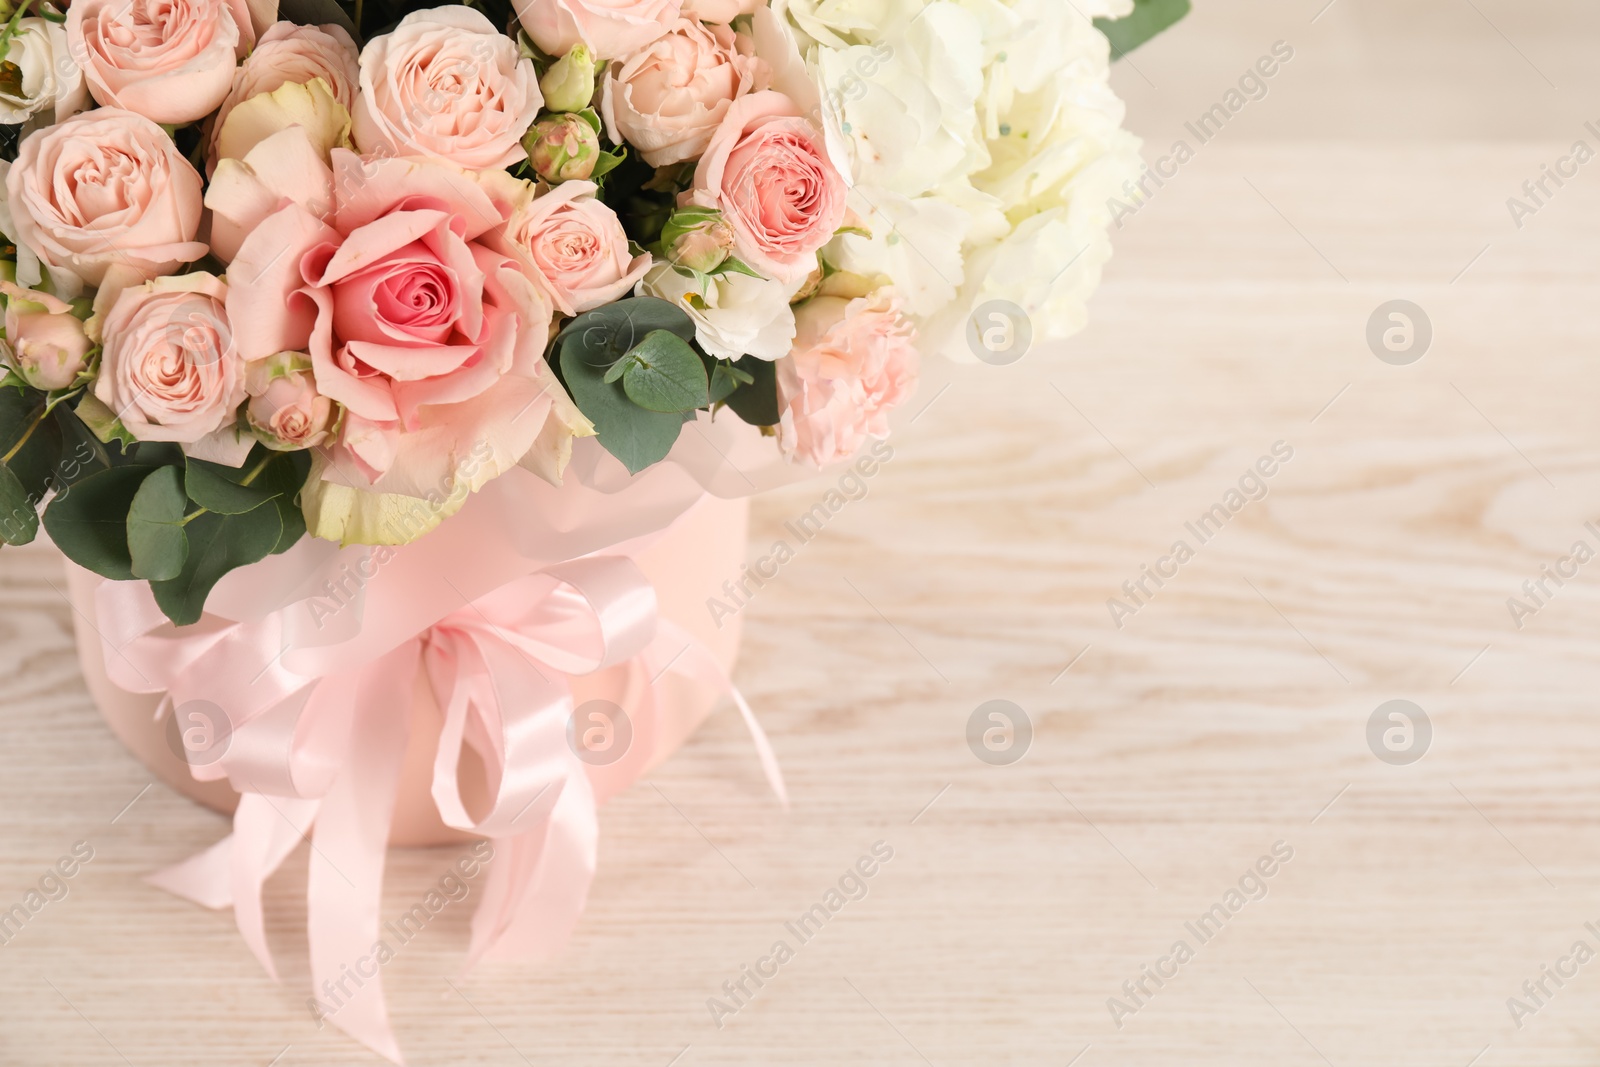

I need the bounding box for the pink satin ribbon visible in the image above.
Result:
[94,543,785,1063]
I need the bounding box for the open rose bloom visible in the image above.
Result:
[0,0,1170,1056]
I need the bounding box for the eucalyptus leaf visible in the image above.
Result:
[620,330,709,413]
[185,453,280,515]
[722,355,780,427]
[553,297,697,363]
[42,465,155,580]
[151,505,284,627]
[126,466,189,581]
[1,396,63,503]
[1095,0,1190,58]
[252,449,312,555]
[0,462,38,546]
[558,331,684,475]
[707,361,748,406]
[54,405,112,484]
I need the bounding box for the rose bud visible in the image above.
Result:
[245,351,335,450]
[1,282,92,390]
[540,44,596,114]
[524,112,602,183]
[660,207,736,274]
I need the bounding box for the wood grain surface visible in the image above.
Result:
[4,2,1599,1065]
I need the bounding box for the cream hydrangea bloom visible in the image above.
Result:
[778,0,1142,359]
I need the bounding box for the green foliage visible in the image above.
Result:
[41,436,312,626]
[557,301,690,474]
[722,356,780,427]
[0,461,34,546]
[41,465,153,580]
[1095,0,1190,58]
[614,330,709,413]
[185,456,282,515]
[0,381,107,546]
[552,298,783,473]
[126,465,189,580]
[150,505,284,627]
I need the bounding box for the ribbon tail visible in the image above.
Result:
[231,793,321,981]
[307,643,418,1066]
[465,767,597,971]
[146,836,234,910]
[725,674,788,810]
[660,625,788,809]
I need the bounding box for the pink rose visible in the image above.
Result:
[6,108,206,287]
[679,0,760,22]
[518,0,682,61]
[352,7,541,172]
[207,22,360,175]
[689,91,846,283]
[0,283,90,391]
[776,291,918,466]
[246,353,335,450]
[93,273,245,446]
[216,149,564,502]
[67,0,256,125]
[495,180,650,316]
[600,18,764,167]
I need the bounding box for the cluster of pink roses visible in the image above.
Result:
[0,0,919,547]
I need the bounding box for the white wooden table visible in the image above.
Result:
[5,2,1600,1064]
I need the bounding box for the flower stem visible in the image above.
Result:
[239,452,273,487]
[0,405,43,464]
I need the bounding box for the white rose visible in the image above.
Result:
[0,19,88,128]
[637,261,802,361]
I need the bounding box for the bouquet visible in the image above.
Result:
[0,0,1184,1057]
[0,0,1184,612]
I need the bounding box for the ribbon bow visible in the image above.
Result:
[92,554,784,1063]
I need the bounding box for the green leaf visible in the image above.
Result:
[590,146,628,183]
[53,405,112,485]
[558,331,684,475]
[0,462,38,546]
[0,392,65,504]
[551,299,704,474]
[185,453,279,515]
[552,297,697,363]
[150,505,284,626]
[620,330,709,413]
[42,465,155,579]
[1095,0,1190,58]
[115,440,185,469]
[126,466,189,581]
[707,359,750,405]
[709,257,762,280]
[253,450,311,555]
[723,356,780,427]
[9,417,64,503]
